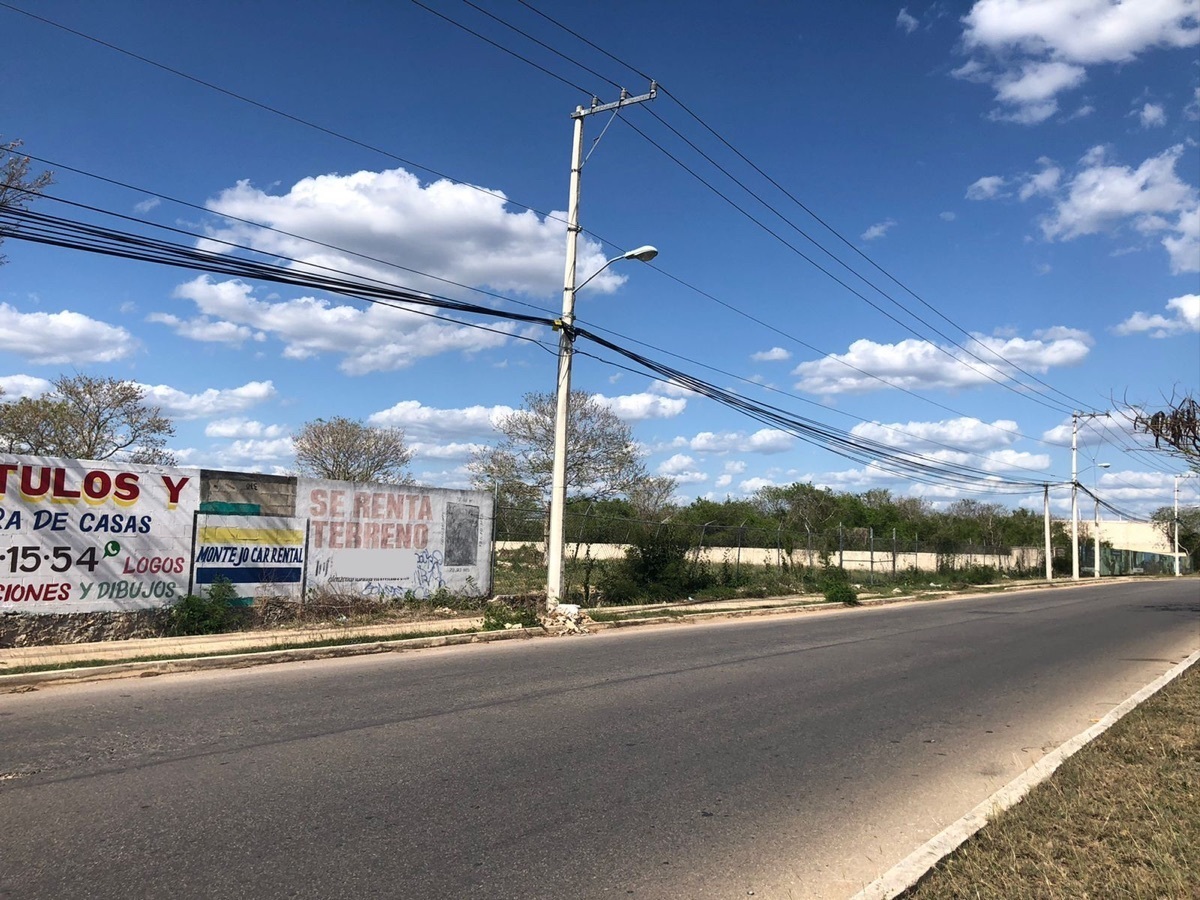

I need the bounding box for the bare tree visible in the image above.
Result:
[0,139,53,265]
[1130,392,1199,469]
[0,375,175,464]
[468,390,671,507]
[293,417,414,484]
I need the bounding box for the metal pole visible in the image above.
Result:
[1043,483,1052,581]
[1071,411,1080,580]
[1093,492,1101,579]
[838,522,844,570]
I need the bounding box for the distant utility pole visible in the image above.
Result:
[1175,474,1198,577]
[1071,410,1109,580]
[1043,483,1052,581]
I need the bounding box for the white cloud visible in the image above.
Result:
[958,0,1200,123]
[738,476,782,493]
[657,453,708,484]
[139,380,277,420]
[0,374,53,399]
[406,441,486,461]
[1037,145,1198,272]
[593,392,687,421]
[751,346,792,362]
[862,218,898,240]
[1139,102,1167,127]
[1186,87,1200,120]
[1018,160,1062,200]
[201,167,623,299]
[205,417,288,439]
[367,400,514,439]
[850,417,1022,452]
[171,275,511,375]
[897,7,919,33]
[966,175,1007,200]
[147,312,265,345]
[794,329,1091,395]
[940,211,957,221]
[688,429,794,454]
[133,197,162,214]
[995,61,1086,103]
[0,304,137,365]
[1113,293,1200,337]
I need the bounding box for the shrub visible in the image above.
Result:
[824,581,859,606]
[482,598,539,630]
[166,577,240,635]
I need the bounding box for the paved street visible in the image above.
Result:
[2,580,1197,899]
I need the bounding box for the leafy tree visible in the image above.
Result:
[468,390,670,508]
[0,375,175,464]
[0,139,53,265]
[292,416,413,484]
[1151,505,1200,569]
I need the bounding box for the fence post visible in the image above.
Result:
[736,520,746,581]
[892,527,897,577]
[839,522,844,570]
[776,523,783,568]
[806,528,813,567]
[869,527,875,585]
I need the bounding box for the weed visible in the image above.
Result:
[165,578,240,635]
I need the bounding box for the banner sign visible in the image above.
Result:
[192,515,307,601]
[0,456,200,614]
[296,478,491,599]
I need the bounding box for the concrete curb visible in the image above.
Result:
[848,647,1200,900]
[0,626,542,691]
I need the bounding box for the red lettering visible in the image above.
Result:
[83,470,111,500]
[52,467,81,500]
[0,463,16,494]
[418,496,432,520]
[311,520,327,548]
[113,473,140,503]
[364,522,380,548]
[387,494,405,519]
[161,475,190,505]
[20,466,51,498]
[328,521,344,548]
[309,489,328,517]
[329,491,346,517]
[414,524,428,548]
[353,492,371,518]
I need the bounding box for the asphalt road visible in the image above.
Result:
[2,580,1198,899]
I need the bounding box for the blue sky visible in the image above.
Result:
[2,0,1198,517]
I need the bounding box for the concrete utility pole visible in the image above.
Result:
[1071,411,1109,580]
[1175,474,1197,577]
[1043,483,1053,581]
[547,83,657,609]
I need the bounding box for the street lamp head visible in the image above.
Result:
[622,245,658,262]
[1098,462,1111,469]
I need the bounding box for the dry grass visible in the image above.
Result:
[903,662,1200,899]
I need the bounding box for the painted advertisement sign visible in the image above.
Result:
[296,478,491,598]
[192,515,307,601]
[0,456,200,614]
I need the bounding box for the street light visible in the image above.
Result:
[546,245,658,608]
[545,85,658,611]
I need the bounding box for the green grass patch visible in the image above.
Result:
[902,661,1200,899]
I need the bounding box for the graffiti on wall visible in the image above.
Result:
[297,478,490,599]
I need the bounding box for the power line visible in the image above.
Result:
[507,1,1091,413]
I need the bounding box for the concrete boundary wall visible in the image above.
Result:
[497,542,1043,572]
